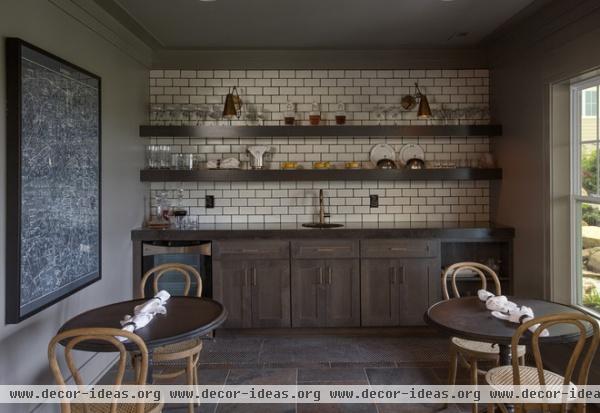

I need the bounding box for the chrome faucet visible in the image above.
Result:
[319,189,330,224]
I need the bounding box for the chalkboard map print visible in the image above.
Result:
[6,40,101,322]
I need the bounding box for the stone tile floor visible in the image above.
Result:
[100,330,600,413]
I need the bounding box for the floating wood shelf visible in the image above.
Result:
[139,124,502,138]
[140,168,502,182]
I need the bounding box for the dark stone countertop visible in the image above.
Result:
[131,221,514,241]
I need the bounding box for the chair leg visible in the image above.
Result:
[445,344,458,409]
[132,356,141,383]
[470,359,478,413]
[193,363,200,407]
[187,356,195,413]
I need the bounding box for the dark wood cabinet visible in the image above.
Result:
[360,239,440,327]
[250,259,291,328]
[360,258,400,326]
[212,259,249,328]
[213,240,291,328]
[290,259,323,327]
[213,259,290,328]
[361,257,438,326]
[290,240,360,328]
[325,259,360,327]
[291,258,360,327]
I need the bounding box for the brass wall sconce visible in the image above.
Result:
[223,86,242,119]
[401,83,432,119]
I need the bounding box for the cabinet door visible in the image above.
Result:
[212,260,251,328]
[249,260,291,328]
[325,259,360,327]
[397,258,435,325]
[361,258,401,327]
[291,260,326,327]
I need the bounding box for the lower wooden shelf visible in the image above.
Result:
[140,168,502,182]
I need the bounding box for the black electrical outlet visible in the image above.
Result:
[205,195,215,209]
[370,194,379,208]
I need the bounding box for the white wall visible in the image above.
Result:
[0,1,148,411]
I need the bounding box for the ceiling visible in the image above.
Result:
[102,0,536,50]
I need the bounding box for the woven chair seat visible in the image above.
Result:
[154,339,202,358]
[71,401,162,413]
[486,365,570,387]
[452,337,526,357]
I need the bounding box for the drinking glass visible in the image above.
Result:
[182,104,195,125]
[164,104,177,125]
[149,104,163,123]
[160,145,171,169]
[145,145,157,169]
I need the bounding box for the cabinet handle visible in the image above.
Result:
[318,267,324,285]
[252,267,257,286]
[327,267,332,285]
[390,267,396,284]
[390,247,408,252]
[317,248,335,252]
[243,268,249,287]
[398,266,405,284]
[241,249,260,253]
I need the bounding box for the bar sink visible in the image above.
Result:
[302,223,344,229]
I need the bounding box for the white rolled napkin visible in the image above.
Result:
[118,291,171,341]
[206,160,218,169]
[486,295,518,313]
[220,158,240,169]
[491,306,549,337]
[478,289,494,302]
[118,312,153,341]
[134,290,170,316]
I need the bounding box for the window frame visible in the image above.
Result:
[571,76,600,310]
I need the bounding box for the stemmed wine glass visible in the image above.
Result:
[372,105,386,125]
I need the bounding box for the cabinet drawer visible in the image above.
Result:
[292,240,359,259]
[361,239,438,258]
[213,240,289,259]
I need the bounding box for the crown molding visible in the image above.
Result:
[151,48,488,70]
[48,0,153,67]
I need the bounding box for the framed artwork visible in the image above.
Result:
[5,38,102,323]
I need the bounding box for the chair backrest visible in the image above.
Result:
[511,313,599,391]
[441,261,501,300]
[48,328,148,413]
[140,262,203,298]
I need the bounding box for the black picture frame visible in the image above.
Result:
[5,38,102,323]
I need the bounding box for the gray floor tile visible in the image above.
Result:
[297,367,367,383]
[297,403,377,413]
[215,403,295,413]
[225,368,297,385]
[365,367,441,385]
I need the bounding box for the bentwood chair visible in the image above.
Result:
[48,327,163,413]
[136,263,203,413]
[485,312,600,413]
[442,262,526,413]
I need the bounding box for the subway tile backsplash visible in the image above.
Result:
[147,69,491,224]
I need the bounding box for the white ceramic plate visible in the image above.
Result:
[399,144,425,164]
[370,144,396,165]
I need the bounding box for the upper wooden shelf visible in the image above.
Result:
[140,168,502,182]
[139,124,502,138]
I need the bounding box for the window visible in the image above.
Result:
[573,80,600,313]
[583,88,598,117]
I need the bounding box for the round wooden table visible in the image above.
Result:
[59,296,227,382]
[425,296,586,365]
